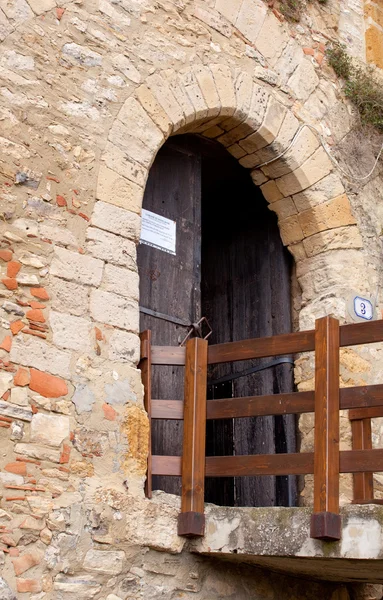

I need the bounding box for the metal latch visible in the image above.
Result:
[180,317,212,346]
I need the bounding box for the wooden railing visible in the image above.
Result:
[139,317,383,540]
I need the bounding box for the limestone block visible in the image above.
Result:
[31,414,70,447]
[163,69,195,126]
[239,97,286,154]
[96,165,143,213]
[10,387,28,406]
[261,126,320,179]
[103,263,139,301]
[53,574,101,597]
[27,0,56,15]
[0,373,12,397]
[254,12,289,66]
[287,242,307,261]
[72,384,96,414]
[122,405,149,475]
[274,39,303,85]
[90,289,139,332]
[0,0,33,24]
[135,85,172,136]
[99,1,131,28]
[0,472,23,485]
[250,169,268,186]
[117,97,164,150]
[193,5,232,37]
[39,223,77,248]
[275,147,333,197]
[235,0,267,44]
[108,329,140,364]
[193,65,221,118]
[10,337,71,379]
[210,64,236,116]
[228,143,247,159]
[303,226,363,258]
[146,73,185,132]
[260,180,284,203]
[296,250,366,303]
[105,377,137,405]
[50,310,93,352]
[83,549,125,575]
[91,201,141,241]
[293,173,345,212]
[0,400,32,421]
[49,277,90,317]
[270,197,297,220]
[50,247,104,287]
[215,0,242,23]
[61,43,102,67]
[222,71,253,129]
[239,110,299,169]
[179,69,209,121]
[287,58,319,101]
[102,141,147,187]
[0,577,16,600]
[298,194,357,237]
[217,84,268,146]
[86,227,136,270]
[15,443,61,463]
[0,8,13,41]
[108,120,155,168]
[278,215,305,245]
[1,50,34,70]
[247,83,270,131]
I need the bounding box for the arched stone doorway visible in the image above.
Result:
[138,133,297,507]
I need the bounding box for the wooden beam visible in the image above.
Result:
[208,330,315,365]
[340,319,383,347]
[311,316,341,541]
[349,406,383,420]
[139,330,153,499]
[178,337,208,537]
[151,384,383,421]
[151,346,186,365]
[351,418,374,504]
[152,448,383,477]
[150,320,383,367]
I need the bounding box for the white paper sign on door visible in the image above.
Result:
[140,209,176,255]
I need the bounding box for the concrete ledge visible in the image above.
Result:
[189,504,383,583]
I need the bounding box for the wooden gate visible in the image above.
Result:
[139,317,383,541]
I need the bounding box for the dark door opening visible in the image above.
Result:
[137,134,297,507]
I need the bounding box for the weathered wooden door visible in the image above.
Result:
[137,138,201,495]
[138,135,296,506]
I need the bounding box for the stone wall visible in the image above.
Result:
[0,0,382,598]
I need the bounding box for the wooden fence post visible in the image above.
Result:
[310,316,341,541]
[139,330,152,499]
[178,337,208,537]
[351,418,374,503]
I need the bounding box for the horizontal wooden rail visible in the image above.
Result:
[151,384,383,420]
[349,406,383,420]
[152,448,383,478]
[150,320,383,366]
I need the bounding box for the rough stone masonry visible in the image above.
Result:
[0,0,383,598]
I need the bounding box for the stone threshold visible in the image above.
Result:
[188,504,383,583]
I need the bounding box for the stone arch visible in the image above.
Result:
[96,63,362,330]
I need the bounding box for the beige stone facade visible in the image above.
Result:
[0,0,383,598]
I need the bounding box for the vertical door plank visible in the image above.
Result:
[178,337,208,537]
[137,140,202,496]
[139,330,153,498]
[352,418,374,502]
[311,316,341,541]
